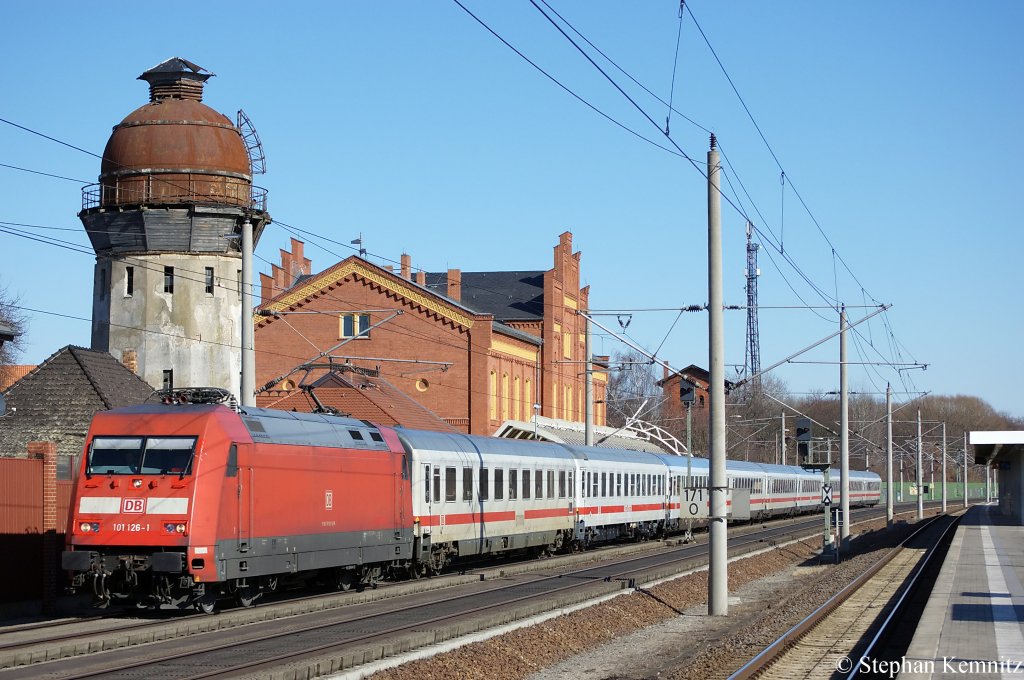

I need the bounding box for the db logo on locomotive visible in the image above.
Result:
[121,498,145,513]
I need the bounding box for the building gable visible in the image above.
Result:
[259,258,477,331]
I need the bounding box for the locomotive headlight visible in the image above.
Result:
[164,523,177,533]
[80,522,99,533]
[132,479,143,488]
[175,523,186,533]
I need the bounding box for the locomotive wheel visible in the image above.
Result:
[337,569,356,591]
[237,586,257,608]
[195,596,217,615]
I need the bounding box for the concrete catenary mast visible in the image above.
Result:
[79,58,270,399]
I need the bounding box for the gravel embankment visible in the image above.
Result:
[369,510,939,680]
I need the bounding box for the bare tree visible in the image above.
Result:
[604,348,662,429]
[0,281,27,368]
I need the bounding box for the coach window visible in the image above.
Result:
[600,472,607,498]
[591,472,599,498]
[523,470,531,499]
[509,469,518,500]
[433,467,441,503]
[445,467,456,502]
[568,471,574,499]
[479,468,489,501]
[463,467,473,501]
[582,471,588,498]
[494,468,504,500]
[424,465,431,503]
[616,473,622,497]
[547,470,554,499]
[558,470,566,498]
[535,470,543,499]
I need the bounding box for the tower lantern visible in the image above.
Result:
[79,57,269,398]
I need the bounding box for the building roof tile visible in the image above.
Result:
[425,271,545,322]
[0,346,155,456]
[258,370,456,432]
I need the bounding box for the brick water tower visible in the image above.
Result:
[79,57,270,399]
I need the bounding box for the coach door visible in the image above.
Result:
[396,453,408,540]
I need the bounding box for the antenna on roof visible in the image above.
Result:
[351,233,367,257]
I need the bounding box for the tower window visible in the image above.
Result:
[205,267,215,295]
[125,266,134,297]
[162,370,173,392]
[164,266,174,294]
[340,313,371,338]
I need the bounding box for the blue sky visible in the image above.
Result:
[2,1,1021,417]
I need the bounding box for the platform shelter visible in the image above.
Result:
[971,431,1024,525]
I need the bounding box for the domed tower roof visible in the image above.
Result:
[94,57,256,210]
[81,58,269,254]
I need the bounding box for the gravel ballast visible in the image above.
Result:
[364,510,940,680]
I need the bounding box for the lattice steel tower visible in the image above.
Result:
[744,221,761,384]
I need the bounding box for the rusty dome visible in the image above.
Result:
[97,57,252,209]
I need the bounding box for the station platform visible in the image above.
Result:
[902,505,1024,678]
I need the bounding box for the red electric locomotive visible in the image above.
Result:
[62,398,414,611]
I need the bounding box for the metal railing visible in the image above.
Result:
[81,180,268,213]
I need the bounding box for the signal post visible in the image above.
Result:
[797,418,836,558]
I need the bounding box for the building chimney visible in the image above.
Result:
[415,271,426,285]
[447,269,462,301]
[401,254,411,280]
[384,265,393,273]
[121,349,138,374]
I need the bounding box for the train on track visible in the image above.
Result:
[61,397,880,612]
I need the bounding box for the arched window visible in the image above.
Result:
[489,371,497,420]
[513,376,521,420]
[502,373,510,421]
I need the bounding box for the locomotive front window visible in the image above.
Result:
[89,437,144,475]
[88,436,195,476]
[140,438,195,475]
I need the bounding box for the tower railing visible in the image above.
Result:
[81,181,268,213]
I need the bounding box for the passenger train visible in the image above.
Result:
[62,402,880,611]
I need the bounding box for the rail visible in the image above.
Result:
[728,512,959,680]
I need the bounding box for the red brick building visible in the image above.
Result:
[254,232,606,435]
[657,364,735,428]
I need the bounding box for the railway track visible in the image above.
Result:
[0,502,937,679]
[0,501,942,675]
[729,511,961,680]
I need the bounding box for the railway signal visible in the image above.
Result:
[796,418,813,466]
